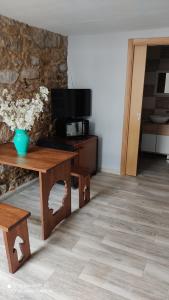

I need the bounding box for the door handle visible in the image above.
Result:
[137,112,141,121]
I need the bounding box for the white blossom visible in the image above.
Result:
[0,86,49,131]
[2,89,8,97]
[39,86,49,96]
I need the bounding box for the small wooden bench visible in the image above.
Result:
[71,168,90,208]
[0,203,31,273]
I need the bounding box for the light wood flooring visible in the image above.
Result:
[1,165,169,299]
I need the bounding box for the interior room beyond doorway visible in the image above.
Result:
[139,45,169,176]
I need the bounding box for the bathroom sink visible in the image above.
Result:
[149,115,169,124]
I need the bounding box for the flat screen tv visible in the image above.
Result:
[51,89,91,119]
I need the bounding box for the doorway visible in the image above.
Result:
[138,45,169,176]
[121,37,169,176]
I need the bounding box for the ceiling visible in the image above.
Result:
[1,0,169,35]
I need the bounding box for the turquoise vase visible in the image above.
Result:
[13,129,30,157]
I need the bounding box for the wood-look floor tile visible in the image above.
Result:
[94,214,169,245]
[103,231,169,265]
[45,267,126,300]
[83,200,169,230]
[80,260,168,300]
[72,237,146,276]
[144,261,169,285]
[1,156,169,299]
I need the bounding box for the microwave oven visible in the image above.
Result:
[55,119,89,138]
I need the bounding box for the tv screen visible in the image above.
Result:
[51,89,91,119]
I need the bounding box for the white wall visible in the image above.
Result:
[68,27,169,174]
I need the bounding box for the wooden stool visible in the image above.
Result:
[0,203,31,273]
[71,168,90,208]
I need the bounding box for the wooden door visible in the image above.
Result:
[126,45,147,176]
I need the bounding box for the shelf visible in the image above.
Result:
[142,123,169,136]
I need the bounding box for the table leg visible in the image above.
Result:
[39,160,71,240]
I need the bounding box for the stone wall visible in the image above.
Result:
[0,15,68,195]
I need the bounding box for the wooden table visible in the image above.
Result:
[0,143,77,240]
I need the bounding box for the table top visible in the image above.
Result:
[0,143,77,173]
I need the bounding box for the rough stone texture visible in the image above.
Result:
[0,15,68,196]
[0,70,19,84]
[30,56,39,66]
[20,67,39,80]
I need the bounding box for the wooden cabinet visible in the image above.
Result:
[142,123,169,136]
[37,135,98,175]
[141,133,169,155]
[61,136,98,175]
[141,134,156,152]
[156,135,169,154]
[76,138,97,173]
[141,123,169,155]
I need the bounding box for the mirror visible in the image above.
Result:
[155,71,169,95]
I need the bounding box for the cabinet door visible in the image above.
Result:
[156,135,169,154]
[141,134,156,152]
[78,138,97,174]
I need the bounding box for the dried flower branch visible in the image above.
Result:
[0,86,49,131]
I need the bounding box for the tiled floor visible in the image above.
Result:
[0,160,169,299]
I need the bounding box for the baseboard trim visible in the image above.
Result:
[100,168,120,175]
[0,178,38,202]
